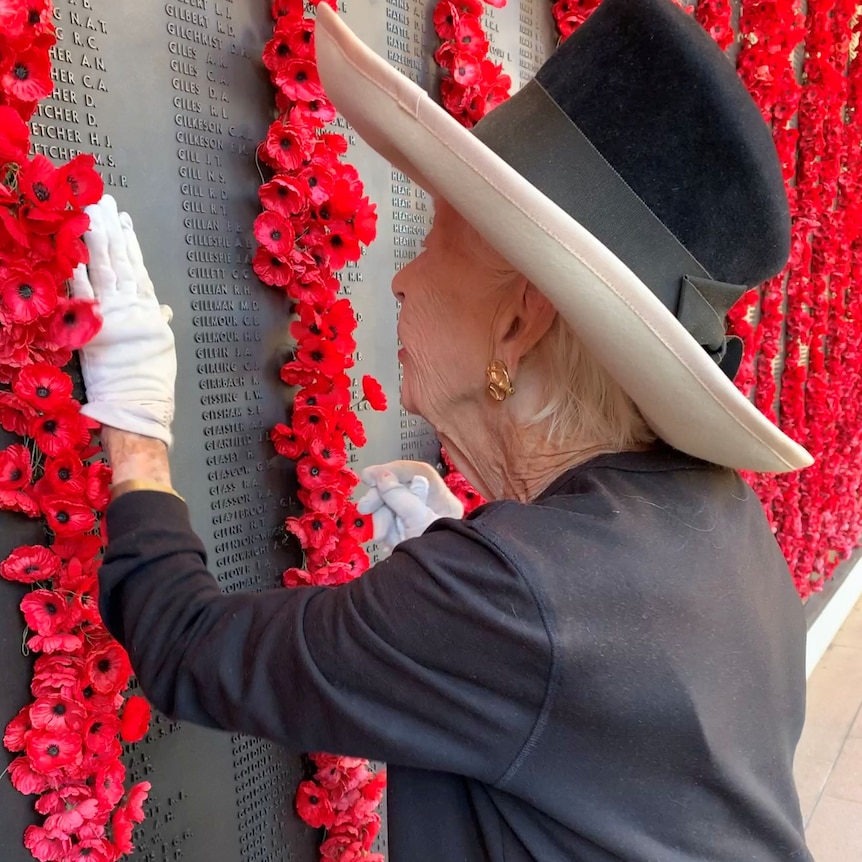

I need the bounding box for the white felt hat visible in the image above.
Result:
[314,1,813,473]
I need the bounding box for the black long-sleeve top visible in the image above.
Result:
[99,448,813,861]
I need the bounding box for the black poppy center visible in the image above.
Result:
[277,43,289,56]
[14,63,29,81]
[90,722,102,734]
[310,466,320,477]
[82,685,94,699]
[33,182,50,202]
[18,283,33,299]
[36,386,50,397]
[43,420,57,433]
[308,413,320,424]
[308,794,319,805]
[63,311,77,324]
[311,520,322,531]
[321,490,331,500]
[270,256,282,268]
[45,601,58,615]
[28,9,41,25]
[271,229,281,241]
[354,518,364,528]
[58,468,71,480]
[10,468,22,481]
[56,512,69,524]
[309,100,319,111]
[303,31,312,43]
[279,137,292,150]
[47,744,60,756]
[97,658,112,674]
[295,71,307,83]
[308,176,318,187]
[52,703,66,715]
[310,350,324,362]
[330,235,344,248]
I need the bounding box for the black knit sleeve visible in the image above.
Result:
[99,491,551,784]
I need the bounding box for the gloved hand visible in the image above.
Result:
[70,195,176,447]
[357,460,465,552]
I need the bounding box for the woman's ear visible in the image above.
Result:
[497,278,557,373]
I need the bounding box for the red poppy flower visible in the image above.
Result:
[58,153,104,208]
[271,422,305,459]
[296,780,337,829]
[111,808,134,856]
[282,566,313,587]
[82,713,121,753]
[27,631,84,654]
[0,104,30,164]
[285,512,338,555]
[31,408,91,457]
[9,757,51,795]
[31,654,82,698]
[337,410,366,447]
[1,45,52,102]
[4,705,30,752]
[349,196,378,246]
[309,437,347,469]
[39,451,86,499]
[120,695,151,743]
[13,364,74,411]
[433,1,461,39]
[263,28,294,74]
[361,375,387,411]
[311,561,354,586]
[451,52,482,86]
[0,442,31,489]
[0,390,36,436]
[46,297,103,349]
[0,1,27,40]
[21,589,69,636]
[253,247,294,288]
[85,643,132,695]
[24,824,70,861]
[42,495,96,536]
[455,16,489,56]
[259,175,308,219]
[90,759,126,809]
[300,164,337,208]
[296,455,342,490]
[25,728,82,774]
[21,0,54,39]
[276,59,324,101]
[51,532,103,563]
[292,403,334,440]
[298,484,347,515]
[0,264,58,323]
[61,837,115,862]
[85,460,112,509]
[287,17,315,57]
[263,121,312,171]
[254,210,296,255]
[292,96,337,130]
[125,780,151,822]
[19,153,70,215]
[29,696,85,733]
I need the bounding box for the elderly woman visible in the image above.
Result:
[77,0,814,860]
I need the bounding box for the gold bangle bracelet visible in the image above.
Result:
[111,479,185,503]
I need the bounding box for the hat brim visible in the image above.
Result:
[315,4,813,473]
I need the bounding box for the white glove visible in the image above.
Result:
[70,195,176,447]
[357,460,465,552]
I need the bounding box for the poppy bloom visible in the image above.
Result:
[120,695,151,743]
[276,58,324,102]
[253,247,294,288]
[0,442,31,489]
[31,408,91,457]
[349,196,378,246]
[295,780,337,829]
[433,0,461,39]
[1,45,52,102]
[20,589,70,636]
[0,264,58,324]
[31,654,82,698]
[58,153,104,208]
[60,837,115,862]
[296,455,341,490]
[24,825,70,862]
[82,713,121,753]
[0,104,30,164]
[298,484,347,515]
[19,153,70,215]
[14,364,74,411]
[271,422,305,459]
[42,495,96,536]
[46,297,102,350]
[89,759,126,809]
[263,28,294,74]
[263,120,312,171]
[300,162,337,207]
[296,332,354,375]
[254,210,296,255]
[259,175,307,218]
[286,512,339,555]
[287,16,315,57]
[25,728,82,774]
[85,460,112,509]
[111,808,135,855]
[27,631,84,654]
[455,16,489,56]
[282,566,314,587]
[336,409,367,447]
[29,697,85,733]
[39,451,86,498]
[125,781,152,822]
[84,643,132,695]
[4,705,31,752]
[361,375,387,411]
[340,504,373,544]
[292,403,334,440]
[9,757,51,795]
[309,437,347,469]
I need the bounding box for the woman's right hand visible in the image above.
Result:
[357,460,465,551]
[71,195,177,447]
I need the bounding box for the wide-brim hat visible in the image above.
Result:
[314,0,813,473]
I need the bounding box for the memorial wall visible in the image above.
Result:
[0,1,555,859]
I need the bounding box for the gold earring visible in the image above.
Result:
[487,359,515,402]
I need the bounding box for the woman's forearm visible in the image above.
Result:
[100,427,173,487]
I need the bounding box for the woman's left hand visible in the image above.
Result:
[357,461,464,551]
